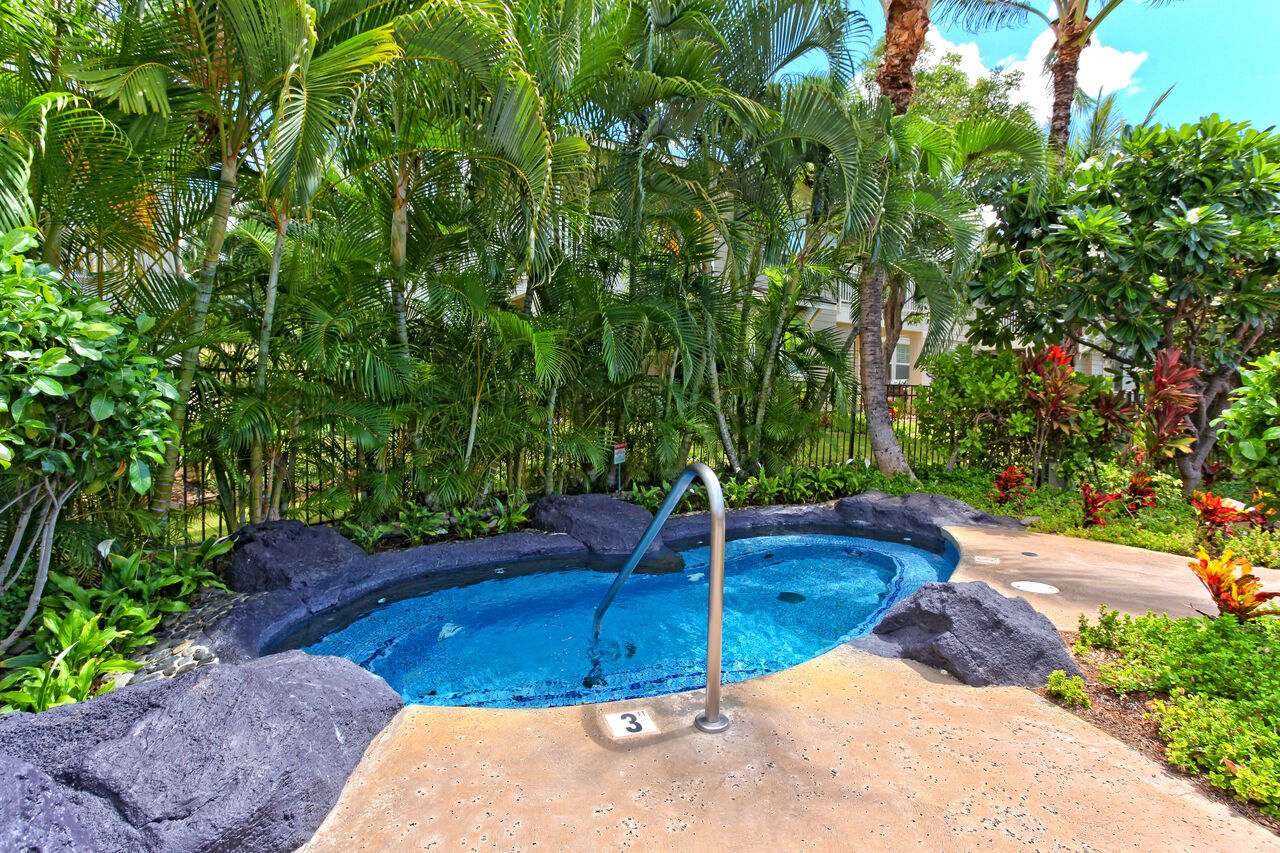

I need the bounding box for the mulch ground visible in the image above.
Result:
[1037,631,1280,837]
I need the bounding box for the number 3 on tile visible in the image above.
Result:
[605,709,658,737]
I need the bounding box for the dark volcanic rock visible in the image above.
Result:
[0,652,401,853]
[836,490,1023,537]
[0,755,98,853]
[660,502,845,543]
[531,494,674,559]
[224,519,366,594]
[860,581,1082,687]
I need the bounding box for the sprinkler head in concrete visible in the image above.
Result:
[1010,580,1060,595]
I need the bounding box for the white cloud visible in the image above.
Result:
[1006,30,1148,124]
[923,28,988,84]
[920,26,1149,126]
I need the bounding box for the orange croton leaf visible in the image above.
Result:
[1190,549,1280,620]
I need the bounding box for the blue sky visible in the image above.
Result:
[848,0,1280,130]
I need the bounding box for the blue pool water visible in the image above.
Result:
[299,533,954,708]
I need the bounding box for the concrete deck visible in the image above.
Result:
[303,528,1280,851]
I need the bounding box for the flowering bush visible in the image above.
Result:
[1189,549,1280,620]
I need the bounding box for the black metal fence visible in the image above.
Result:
[168,383,940,544]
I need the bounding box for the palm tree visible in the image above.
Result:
[78,0,344,516]
[944,0,1183,155]
[241,13,400,523]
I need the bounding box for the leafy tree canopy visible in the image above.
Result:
[970,115,1280,488]
[0,228,177,492]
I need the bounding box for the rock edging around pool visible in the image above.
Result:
[1,491,1021,853]
[205,489,1022,663]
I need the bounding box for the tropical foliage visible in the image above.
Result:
[0,230,176,652]
[1217,352,1280,514]
[972,116,1280,492]
[1077,606,1280,815]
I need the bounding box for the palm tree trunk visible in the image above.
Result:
[249,213,287,524]
[543,384,557,496]
[882,277,906,374]
[860,267,913,478]
[877,0,932,114]
[151,161,240,517]
[1049,18,1090,157]
[390,158,411,352]
[750,279,792,464]
[706,318,742,473]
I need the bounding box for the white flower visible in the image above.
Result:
[1186,208,1201,225]
[1086,245,1105,260]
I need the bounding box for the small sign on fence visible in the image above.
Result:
[613,441,627,495]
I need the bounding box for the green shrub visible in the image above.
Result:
[0,540,227,715]
[1230,526,1280,569]
[1154,690,1280,813]
[1217,351,1280,513]
[916,346,1031,469]
[1046,670,1091,708]
[491,496,530,534]
[0,228,177,649]
[451,507,490,540]
[1076,608,1280,814]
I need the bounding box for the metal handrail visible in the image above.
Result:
[591,462,729,734]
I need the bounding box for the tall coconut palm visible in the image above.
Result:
[944,0,1183,155]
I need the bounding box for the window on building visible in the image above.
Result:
[891,340,911,384]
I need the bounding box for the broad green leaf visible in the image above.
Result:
[128,458,151,494]
[43,361,81,377]
[31,377,64,396]
[90,394,116,421]
[1241,439,1266,462]
[78,323,119,341]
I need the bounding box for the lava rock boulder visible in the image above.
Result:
[0,651,401,853]
[531,493,678,564]
[0,755,96,852]
[224,519,366,593]
[836,491,1024,537]
[864,581,1083,688]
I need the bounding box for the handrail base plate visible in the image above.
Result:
[694,713,730,734]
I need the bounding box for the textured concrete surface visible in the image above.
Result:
[302,528,1280,851]
[303,646,1276,852]
[947,526,1280,630]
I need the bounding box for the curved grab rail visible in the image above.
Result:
[591,461,728,733]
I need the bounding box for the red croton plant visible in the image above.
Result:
[1080,483,1121,527]
[1192,490,1276,537]
[1023,346,1085,480]
[1129,348,1200,465]
[989,464,1032,507]
[1123,471,1157,516]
